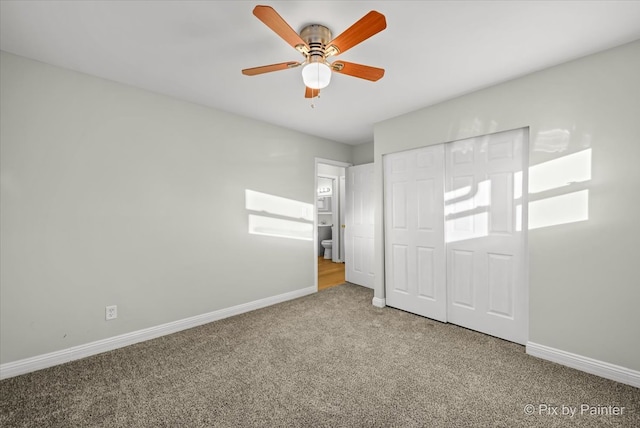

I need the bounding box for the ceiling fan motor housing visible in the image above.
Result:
[300,24,332,64]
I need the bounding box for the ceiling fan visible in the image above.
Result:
[242,5,386,98]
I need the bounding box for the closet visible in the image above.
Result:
[383,128,528,344]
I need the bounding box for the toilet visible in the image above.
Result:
[321,240,333,260]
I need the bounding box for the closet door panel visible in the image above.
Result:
[384,145,446,322]
[445,129,527,344]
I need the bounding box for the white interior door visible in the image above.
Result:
[445,129,527,344]
[383,146,447,322]
[345,163,375,288]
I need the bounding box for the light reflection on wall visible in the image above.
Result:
[528,148,591,230]
[245,190,314,241]
[533,128,571,153]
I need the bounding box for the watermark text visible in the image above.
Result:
[523,403,625,417]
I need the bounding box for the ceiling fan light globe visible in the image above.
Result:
[302,62,332,90]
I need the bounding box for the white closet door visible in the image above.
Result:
[445,129,527,344]
[384,145,447,322]
[345,163,375,288]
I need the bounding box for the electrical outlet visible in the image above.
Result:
[105,305,117,320]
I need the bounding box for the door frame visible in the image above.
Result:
[314,158,352,291]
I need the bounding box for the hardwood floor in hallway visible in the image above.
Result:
[318,256,345,291]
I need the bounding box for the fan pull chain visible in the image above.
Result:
[310,65,321,108]
[310,88,320,108]
[310,67,317,108]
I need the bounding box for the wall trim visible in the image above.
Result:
[0,286,316,380]
[526,341,640,388]
[372,297,386,308]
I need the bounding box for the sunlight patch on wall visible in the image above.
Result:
[528,148,591,230]
[245,190,314,241]
[529,190,589,230]
[245,189,313,221]
[247,214,313,241]
[529,149,592,194]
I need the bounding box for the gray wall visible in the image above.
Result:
[0,52,351,364]
[351,142,374,165]
[374,41,640,371]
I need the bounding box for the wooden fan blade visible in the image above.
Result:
[253,5,309,51]
[242,61,301,76]
[305,87,320,98]
[331,61,385,81]
[325,11,386,57]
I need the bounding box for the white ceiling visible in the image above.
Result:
[2,1,640,145]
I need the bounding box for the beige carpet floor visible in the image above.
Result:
[1,283,638,427]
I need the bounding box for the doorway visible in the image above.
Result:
[316,160,348,290]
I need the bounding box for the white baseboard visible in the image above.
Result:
[526,341,640,388]
[372,297,386,308]
[0,286,316,380]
